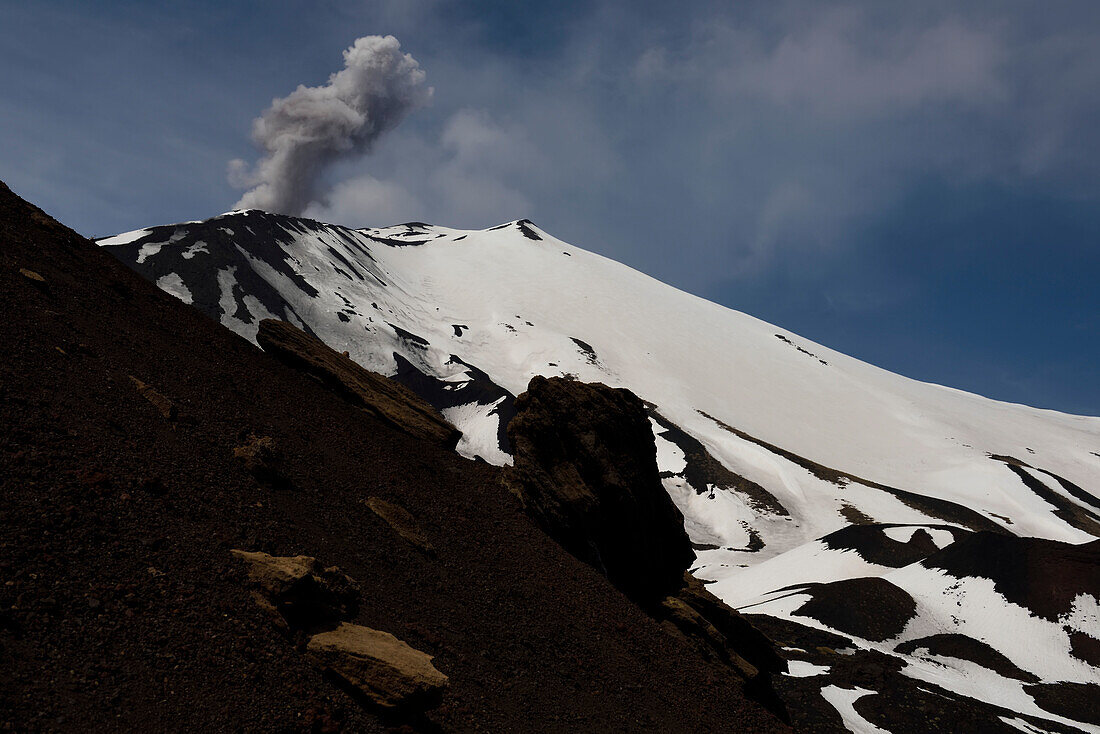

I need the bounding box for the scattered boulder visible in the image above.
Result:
[256,319,460,449]
[128,375,177,420]
[233,433,277,471]
[231,550,448,716]
[306,622,448,710]
[231,550,358,631]
[502,375,694,605]
[366,497,434,555]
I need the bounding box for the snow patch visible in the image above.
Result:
[443,398,512,466]
[652,420,687,474]
[818,686,888,733]
[97,228,149,247]
[786,660,831,678]
[136,242,162,264]
[156,273,192,304]
[182,241,209,259]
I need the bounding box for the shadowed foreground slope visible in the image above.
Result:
[0,180,787,732]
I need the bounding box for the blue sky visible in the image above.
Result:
[2,0,1098,415]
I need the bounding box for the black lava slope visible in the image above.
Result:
[0,180,788,733]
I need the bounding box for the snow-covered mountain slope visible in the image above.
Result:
[100,211,1100,732]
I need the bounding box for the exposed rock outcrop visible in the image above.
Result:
[0,178,791,732]
[503,376,788,720]
[256,319,461,449]
[921,532,1100,622]
[502,375,694,605]
[306,622,448,710]
[673,573,787,675]
[792,577,917,643]
[659,596,758,679]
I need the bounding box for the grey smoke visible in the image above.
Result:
[229,35,431,216]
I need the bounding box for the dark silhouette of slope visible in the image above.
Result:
[0,181,788,732]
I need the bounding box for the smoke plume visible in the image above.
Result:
[229,35,431,216]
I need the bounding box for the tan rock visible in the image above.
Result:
[233,434,277,469]
[128,375,177,420]
[366,497,434,554]
[231,550,358,630]
[307,622,448,709]
[676,573,787,675]
[232,550,318,596]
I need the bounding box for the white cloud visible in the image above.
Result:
[303,174,423,227]
[723,12,1006,117]
[305,108,539,228]
[637,7,1007,119]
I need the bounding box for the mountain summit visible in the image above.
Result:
[99,209,1100,731]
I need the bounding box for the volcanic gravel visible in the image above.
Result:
[0,181,788,732]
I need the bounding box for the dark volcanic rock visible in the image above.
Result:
[662,575,791,721]
[991,455,1100,535]
[922,532,1100,622]
[1026,682,1100,726]
[0,179,789,732]
[391,352,516,456]
[819,523,970,568]
[502,376,789,719]
[1069,629,1100,666]
[675,573,788,675]
[792,577,917,642]
[503,376,694,605]
[649,408,788,518]
[256,318,460,449]
[659,595,758,678]
[894,634,1039,682]
[698,410,1008,534]
[503,376,790,721]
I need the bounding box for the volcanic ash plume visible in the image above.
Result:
[229,35,431,216]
